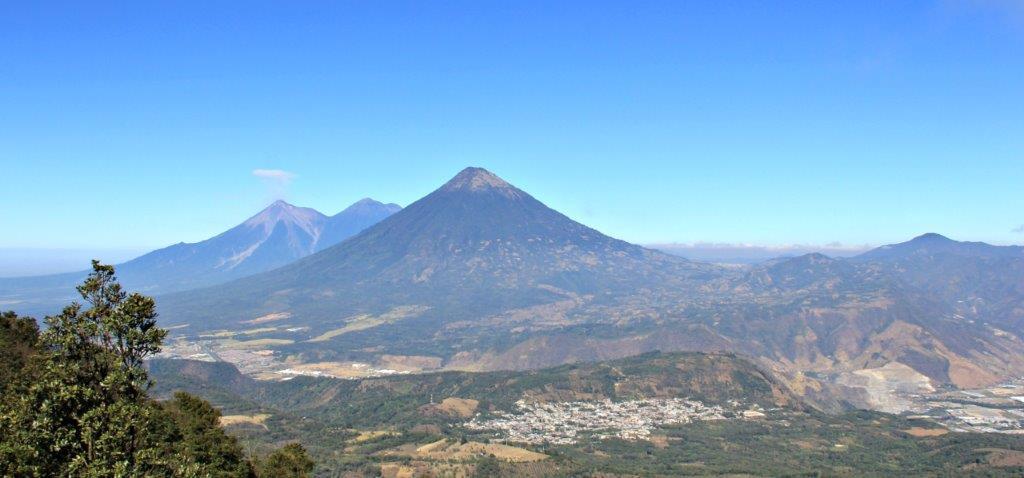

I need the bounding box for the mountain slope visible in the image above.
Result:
[316,198,401,252]
[120,200,329,291]
[0,198,400,316]
[853,233,1024,336]
[150,351,801,425]
[158,167,707,331]
[156,171,1024,408]
[426,239,1024,400]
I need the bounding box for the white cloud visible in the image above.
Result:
[252,169,296,182]
[1012,224,1024,234]
[252,169,297,200]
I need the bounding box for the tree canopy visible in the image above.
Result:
[0,261,312,477]
[256,443,315,478]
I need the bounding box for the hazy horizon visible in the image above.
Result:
[0,180,1019,277]
[0,192,885,277]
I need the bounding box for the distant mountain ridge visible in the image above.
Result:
[6,166,1024,412]
[158,167,708,329]
[130,200,329,286]
[316,198,402,252]
[854,232,1024,262]
[0,198,400,316]
[153,169,1024,411]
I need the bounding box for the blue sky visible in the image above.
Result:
[2,1,1022,258]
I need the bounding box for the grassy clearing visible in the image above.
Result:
[219,413,271,429]
[434,397,479,418]
[352,430,400,443]
[221,338,294,349]
[412,439,547,462]
[241,312,292,325]
[308,315,382,342]
[902,427,949,437]
[308,306,430,343]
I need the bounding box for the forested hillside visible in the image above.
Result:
[151,353,1024,476]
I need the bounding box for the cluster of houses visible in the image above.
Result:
[465,398,756,444]
[904,377,1024,434]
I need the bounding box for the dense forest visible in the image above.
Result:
[0,262,314,477]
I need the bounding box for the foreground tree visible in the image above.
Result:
[0,261,298,477]
[0,310,40,393]
[162,392,253,476]
[0,261,169,475]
